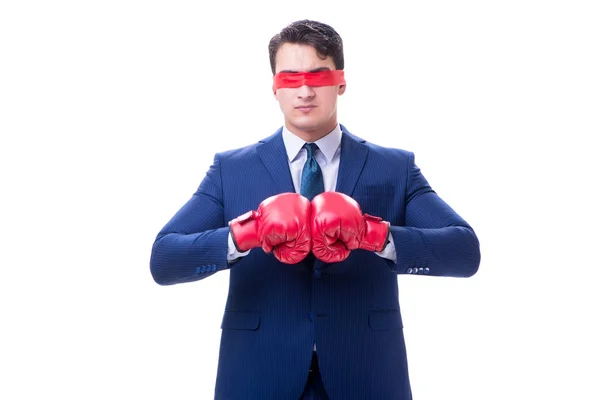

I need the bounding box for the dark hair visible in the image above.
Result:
[268,19,344,75]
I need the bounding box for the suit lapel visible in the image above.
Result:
[335,125,368,197]
[256,128,296,193]
[256,125,368,196]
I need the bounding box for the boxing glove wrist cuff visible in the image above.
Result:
[229,210,260,252]
[359,214,390,252]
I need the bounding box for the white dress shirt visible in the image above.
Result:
[226,124,396,263]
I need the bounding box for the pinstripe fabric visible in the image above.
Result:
[149,124,480,399]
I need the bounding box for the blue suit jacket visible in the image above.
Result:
[150,125,481,399]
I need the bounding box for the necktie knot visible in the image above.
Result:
[304,142,318,158]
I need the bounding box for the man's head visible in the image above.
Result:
[268,20,346,141]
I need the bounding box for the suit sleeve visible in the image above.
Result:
[388,152,481,277]
[149,154,231,285]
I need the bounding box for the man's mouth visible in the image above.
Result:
[296,105,316,112]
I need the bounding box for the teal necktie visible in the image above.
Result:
[300,143,325,201]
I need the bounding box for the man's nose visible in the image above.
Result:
[297,85,315,99]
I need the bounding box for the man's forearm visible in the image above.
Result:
[150,227,230,285]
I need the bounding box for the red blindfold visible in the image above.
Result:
[273,70,345,93]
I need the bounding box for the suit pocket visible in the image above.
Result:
[221,310,261,330]
[368,309,403,331]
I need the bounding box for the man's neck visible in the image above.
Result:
[284,121,338,142]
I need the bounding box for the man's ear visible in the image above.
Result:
[338,84,346,95]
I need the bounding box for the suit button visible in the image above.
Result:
[313,269,321,279]
[418,267,424,274]
[308,312,315,321]
[195,266,201,274]
[424,267,430,274]
[406,268,413,274]
[201,266,207,273]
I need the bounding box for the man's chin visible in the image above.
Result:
[288,118,323,133]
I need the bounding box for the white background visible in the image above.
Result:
[1,1,599,399]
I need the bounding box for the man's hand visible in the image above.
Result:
[229,193,312,264]
[311,191,390,263]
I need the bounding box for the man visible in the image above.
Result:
[150,19,480,400]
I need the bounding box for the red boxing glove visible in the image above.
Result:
[311,192,390,263]
[229,193,312,264]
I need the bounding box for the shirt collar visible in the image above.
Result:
[282,124,342,163]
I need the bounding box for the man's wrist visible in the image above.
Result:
[229,211,260,252]
[360,215,390,252]
[227,232,251,262]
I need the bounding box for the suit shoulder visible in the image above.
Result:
[365,141,413,158]
[216,142,259,161]
[213,129,280,162]
[342,125,414,161]
[360,140,415,168]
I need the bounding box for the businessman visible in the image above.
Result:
[150,19,481,400]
